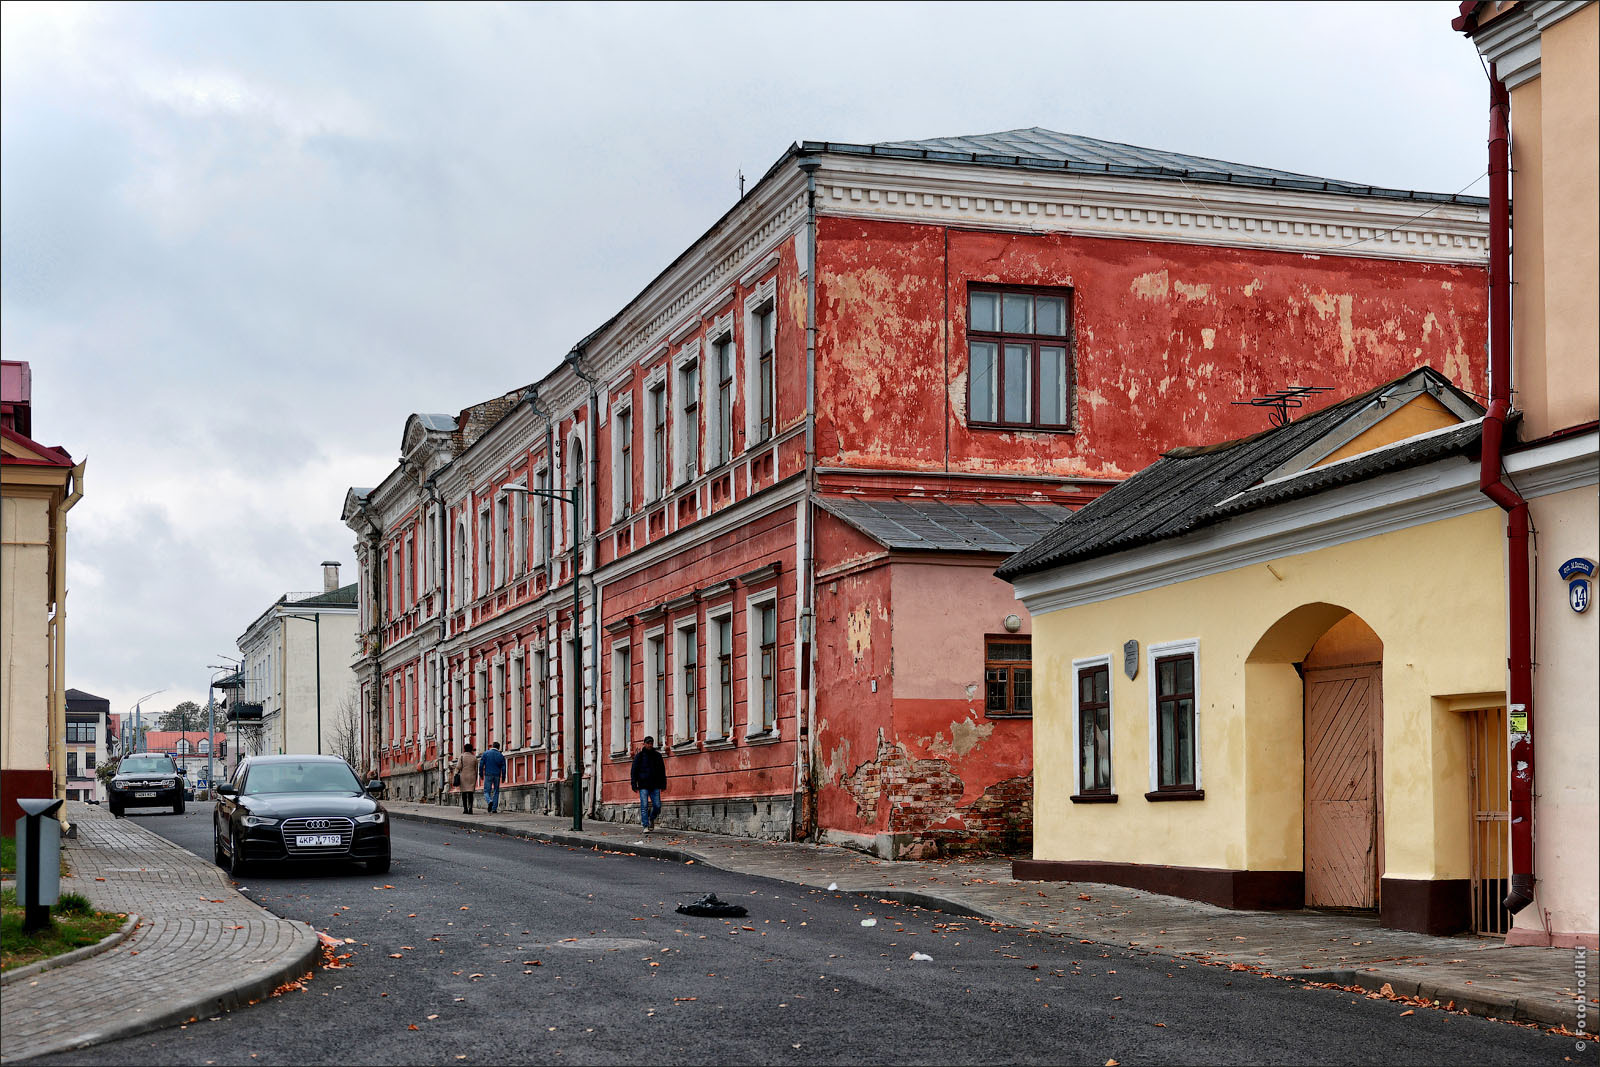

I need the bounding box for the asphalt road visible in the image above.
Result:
[26,811,1582,1066]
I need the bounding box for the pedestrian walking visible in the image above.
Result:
[630,736,666,833]
[480,740,507,813]
[454,743,478,814]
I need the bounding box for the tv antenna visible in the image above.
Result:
[1232,385,1332,427]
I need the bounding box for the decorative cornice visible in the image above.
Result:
[811,157,1488,265]
[1471,0,1591,89]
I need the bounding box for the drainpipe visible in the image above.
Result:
[51,462,85,835]
[1480,67,1536,917]
[796,156,821,840]
[568,349,604,817]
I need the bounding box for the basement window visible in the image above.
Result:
[967,286,1073,430]
[984,636,1032,716]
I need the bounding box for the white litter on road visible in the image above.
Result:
[827,883,838,891]
[860,918,877,927]
[909,952,933,961]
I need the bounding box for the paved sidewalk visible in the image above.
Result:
[0,803,321,1065]
[387,800,1595,1034]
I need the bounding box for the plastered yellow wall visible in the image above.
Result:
[1314,394,1460,468]
[1,495,53,769]
[1031,507,1507,879]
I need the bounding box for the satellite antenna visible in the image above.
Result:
[1231,385,1332,427]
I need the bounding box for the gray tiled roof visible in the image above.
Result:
[996,367,1486,580]
[799,127,1484,206]
[284,583,358,609]
[819,497,1071,554]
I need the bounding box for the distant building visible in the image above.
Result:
[1,359,85,836]
[137,731,233,789]
[235,563,359,758]
[64,689,110,803]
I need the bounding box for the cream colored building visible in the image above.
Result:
[1,360,84,835]
[1459,0,1599,948]
[236,563,359,759]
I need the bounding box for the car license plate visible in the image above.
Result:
[135,792,158,798]
[296,834,342,847]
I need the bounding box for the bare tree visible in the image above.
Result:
[329,690,362,769]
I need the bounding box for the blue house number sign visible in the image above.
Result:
[1559,557,1596,614]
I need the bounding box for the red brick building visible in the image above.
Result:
[345,128,1487,856]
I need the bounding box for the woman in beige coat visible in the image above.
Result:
[455,744,479,814]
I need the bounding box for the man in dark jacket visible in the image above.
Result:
[629,736,666,833]
[480,741,507,813]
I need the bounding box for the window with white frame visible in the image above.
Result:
[745,593,778,734]
[535,467,552,564]
[425,656,437,737]
[745,290,777,444]
[706,607,734,741]
[408,668,418,742]
[568,437,586,550]
[612,401,634,519]
[710,330,735,467]
[1072,655,1113,797]
[512,488,527,577]
[644,630,666,742]
[474,664,487,749]
[1147,640,1201,796]
[455,518,468,608]
[646,377,667,501]
[532,648,548,747]
[676,348,700,485]
[494,496,508,586]
[610,641,631,755]
[404,535,414,604]
[478,504,491,599]
[675,621,698,746]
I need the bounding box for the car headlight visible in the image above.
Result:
[242,815,281,828]
[160,779,175,788]
[354,812,386,825]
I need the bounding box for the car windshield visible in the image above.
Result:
[118,757,173,774]
[243,762,361,795]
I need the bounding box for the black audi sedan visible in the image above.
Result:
[108,754,186,816]
[213,755,389,876]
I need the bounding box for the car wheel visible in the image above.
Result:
[365,853,391,874]
[213,826,228,869]
[227,830,249,878]
[110,803,124,818]
[174,797,186,816]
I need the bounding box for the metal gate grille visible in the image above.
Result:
[1467,706,1510,937]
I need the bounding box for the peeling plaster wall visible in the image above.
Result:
[814,218,1488,479]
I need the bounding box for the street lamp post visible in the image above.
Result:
[205,661,240,796]
[128,689,167,758]
[501,483,585,831]
[280,612,324,754]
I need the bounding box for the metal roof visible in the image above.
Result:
[414,413,457,432]
[819,497,1071,554]
[996,367,1486,580]
[799,127,1486,206]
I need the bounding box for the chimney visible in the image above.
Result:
[322,560,341,593]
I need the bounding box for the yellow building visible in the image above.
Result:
[1457,0,1599,948]
[1000,367,1595,937]
[1,360,85,836]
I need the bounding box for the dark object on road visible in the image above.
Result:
[212,754,390,876]
[108,753,186,817]
[676,893,748,918]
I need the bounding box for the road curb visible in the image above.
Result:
[0,913,140,987]
[1293,967,1580,1031]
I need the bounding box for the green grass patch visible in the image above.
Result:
[0,836,14,878]
[0,887,126,972]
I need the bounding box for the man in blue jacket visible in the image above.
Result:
[630,736,666,833]
[480,740,507,813]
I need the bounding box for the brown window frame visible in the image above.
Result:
[983,635,1033,717]
[680,359,700,484]
[714,334,735,467]
[756,305,775,443]
[1153,653,1198,793]
[966,284,1075,432]
[758,603,777,731]
[617,407,633,516]
[649,382,667,499]
[1077,663,1113,796]
[678,624,698,746]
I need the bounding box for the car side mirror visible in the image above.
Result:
[216,784,237,797]
[366,780,384,796]
[177,767,188,775]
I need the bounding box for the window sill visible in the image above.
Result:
[1070,792,1118,804]
[744,730,781,745]
[609,749,631,761]
[968,421,1077,435]
[700,737,735,750]
[1144,788,1205,802]
[984,711,1033,720]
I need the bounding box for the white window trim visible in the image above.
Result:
[674,618,699,747]
[1070,653,1113,797]
[744,590,779,738]
[703,603,734,741]
[643,626,667,743]
[493,496,508,587]
[1146,638,1202,793]
[508,649,524,751]
[706,322,737,469]
[743,280,777,443]
[477,503,491,601]
[673,340,701,488]
[508,478,526,578]
[610,639,632,756]
[565,427,587,554]
[611,395,634,520]
[475,663,488,751]
[532,465,551,565]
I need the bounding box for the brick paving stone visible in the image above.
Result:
[386,800,1597,1035]
[0,804,321,1065]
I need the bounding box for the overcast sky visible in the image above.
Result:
[2,1,1490,719]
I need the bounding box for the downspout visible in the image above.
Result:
[422,472,444,802]
[51,462,85,835]
[1481,67,1536,917]
[359,503,384,782]
[797,156,820,840]
[568,350,604,816]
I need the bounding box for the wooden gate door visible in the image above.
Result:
[1304,665,1382,909]
[1468,706,1511,936]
